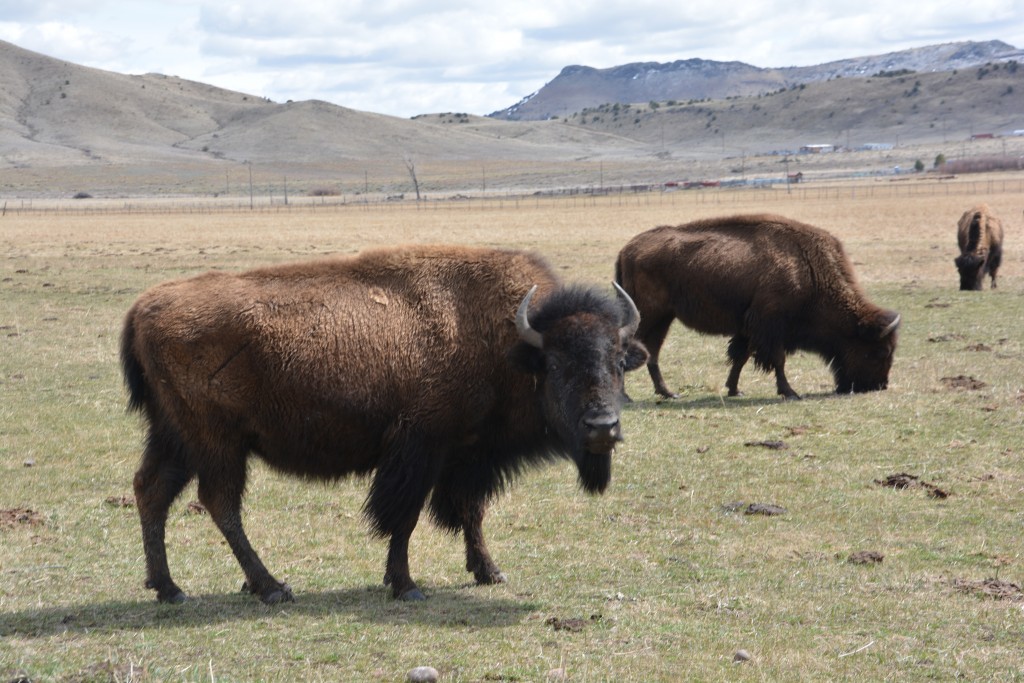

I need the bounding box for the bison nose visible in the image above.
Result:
[582,409,622,450]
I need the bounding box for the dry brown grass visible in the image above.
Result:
[1,176,1023,681]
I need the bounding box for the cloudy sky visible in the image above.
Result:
[1,1,1021,118]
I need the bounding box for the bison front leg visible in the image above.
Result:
[382,515,426,601]
[765,351,800,400]
[429,465,506,587]
[748,328,801,400]
[461,499,507,586]
[367,428,440,600]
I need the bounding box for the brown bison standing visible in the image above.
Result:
[955,205,1004,290]
[121,245,648,603]
[615,214,900,400]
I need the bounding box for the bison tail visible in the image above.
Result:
[120,312,149,414]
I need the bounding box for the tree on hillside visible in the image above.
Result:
[404,155,422,201]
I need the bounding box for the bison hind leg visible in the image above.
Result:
[988,247,1002,288]
[193,450,294,605]
[638,314,677,398]
[133,424,195,604]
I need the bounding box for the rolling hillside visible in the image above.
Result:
[1,38,1023,197]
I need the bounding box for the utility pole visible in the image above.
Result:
[247,162,254,209]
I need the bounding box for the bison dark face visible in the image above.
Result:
[954,253,986,291]
[832,310,901,393]
[509,284,648,493]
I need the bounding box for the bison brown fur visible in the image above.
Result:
[615,214,900,400]
[955,205,1004,290]
[121,245,648,603]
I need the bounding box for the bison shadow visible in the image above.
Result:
[0,585,536,639]
[625,391,839,412]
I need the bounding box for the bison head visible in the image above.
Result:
[954,252,987,291]
[832,309,900,393]
[509,283,648,493]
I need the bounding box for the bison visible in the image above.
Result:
[615,214,900,400]
[955,205,1003,290]
[121,245,648,603]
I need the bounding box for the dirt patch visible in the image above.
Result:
[744,440,789,450]
[105,495,135,508]
[723,501,786,516]
[0,507,44,529]
[186,501,207,515]
[927,333,964,342]
[746,503,786,516]
[848,550,884,565]
[951,578,1023,601]
[546,614,602,632]
[963,343,992,352]
[940,375,987,390]
[874,473,950,499]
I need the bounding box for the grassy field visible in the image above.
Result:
[1,179,1023,681]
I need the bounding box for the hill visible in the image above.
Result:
[1,38,1023,197]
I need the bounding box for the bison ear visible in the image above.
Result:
[860,310,901,340]
[507,342,546,374]
[623,339,649,372]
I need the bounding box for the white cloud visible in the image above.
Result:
[1,0,1022,117]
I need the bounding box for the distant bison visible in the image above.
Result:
[615,214,900,400]
[955,205,1003,290]
[121,245,648,603]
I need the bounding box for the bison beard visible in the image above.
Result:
[122,246,647,603]
[577,452,612,494]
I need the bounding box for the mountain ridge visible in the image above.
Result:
[490,40,1023,120]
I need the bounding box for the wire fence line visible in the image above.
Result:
[3,176,1023,217]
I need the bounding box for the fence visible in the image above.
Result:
[3,176,1024,217]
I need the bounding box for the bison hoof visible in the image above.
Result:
[475,569,508,585]
[398,588,427,601]
[157,590,187,604]
[242,581,295,604]
[261,584,295,605]
[149,580,187,604]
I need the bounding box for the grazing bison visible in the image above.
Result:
[121,245,648,603]
[955,205,1003,290]
[615,214,900,400]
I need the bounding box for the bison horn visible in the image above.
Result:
[613,281,641,339]
[516,285,544,348]
[880,313,901,338]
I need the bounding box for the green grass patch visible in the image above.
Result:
[2,191,1023,681]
